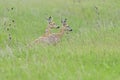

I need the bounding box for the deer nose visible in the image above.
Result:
[70,29,72,31]
[57,26,60,28]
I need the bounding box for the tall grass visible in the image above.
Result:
[0,0,120,80]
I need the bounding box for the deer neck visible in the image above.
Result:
[43,25,51,37]
[56,27,65,38]
[46,24,52,32]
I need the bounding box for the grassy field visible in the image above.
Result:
[0,0,120,80]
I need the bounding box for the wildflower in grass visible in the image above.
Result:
[12,20,15,23]
[9,23,11,26]
[7,28,9,31]
[11,7,14,10]
[8,34,12,40]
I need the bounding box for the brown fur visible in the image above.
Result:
[28,18,72,47]
[32,22,72,46]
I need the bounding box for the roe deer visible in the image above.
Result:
[43,16,60,37]
[32,18,72,46]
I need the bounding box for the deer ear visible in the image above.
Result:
[48,16,52,21]
[65,18,67,21]
[47,16,52,23]
[49,16,52,20]
[64,18,67,22]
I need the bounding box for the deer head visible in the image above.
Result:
[47,16,60,29]
[61,18,72,32]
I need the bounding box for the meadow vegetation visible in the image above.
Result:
[0,0,120,80]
